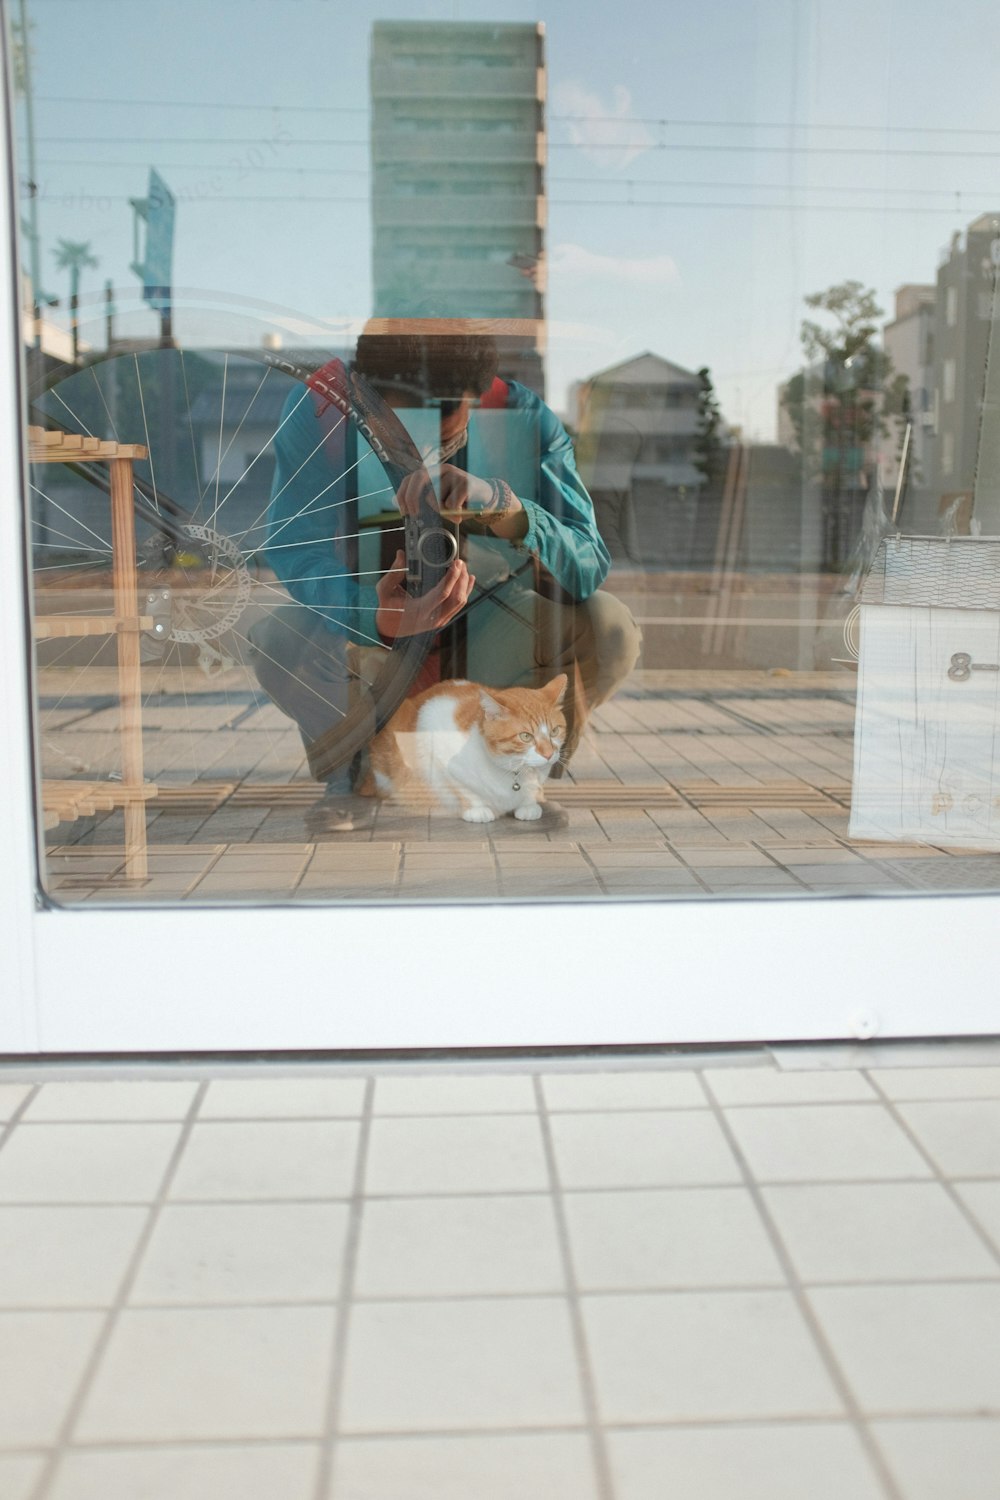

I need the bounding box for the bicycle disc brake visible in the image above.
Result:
[168,524,253,644]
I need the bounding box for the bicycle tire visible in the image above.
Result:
[28,304,455,788]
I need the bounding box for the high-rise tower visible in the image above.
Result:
[370,20,546,391]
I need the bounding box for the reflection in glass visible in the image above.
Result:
[8,0,1000,903]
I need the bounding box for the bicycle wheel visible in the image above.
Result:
[28,301,455,803]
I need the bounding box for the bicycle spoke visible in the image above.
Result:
[226,629,304,780]
[213,384,311,516]
[178,349,204,499]
[256,563,404,584]
[30,482,116,553]
[226,618,349,720]
[249,574,398,651]
[46,386,98,439]
[37,384,171,525]
[31,514,113,556]
[264,522,404,555]
[208,353,228,532]
[133,353,161,514]
[38,628,113,677]
[223,406,382,547]
[199,363,271,512]
[89,364,120,442]
[38,627,123,720]
[253,470,389,554]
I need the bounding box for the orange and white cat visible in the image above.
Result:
[363,674,568,822]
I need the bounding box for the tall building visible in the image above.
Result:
[932,213,1000,520]
[370,21,546,391]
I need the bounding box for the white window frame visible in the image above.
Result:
[942,430,955,475]
[943,357,956,404]
[0,80,996,1057]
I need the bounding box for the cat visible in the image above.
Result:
[361,673,568,823]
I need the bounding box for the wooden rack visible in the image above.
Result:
[31,425,155,878]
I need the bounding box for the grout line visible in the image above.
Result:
[7,1100,907,1124]
[0,1409,995,1460]
[312,1076,375,1500]
[490,833,505,898]
[0,1086,43,1150]
[698,1074,907,1500]
[26,1082,210,1500]
[10,1269,1000,1318]
[11,1114,365,1126]
[533,1075,617,1500]
[9,1170,1000,1212]
[864,1073,1000,1272]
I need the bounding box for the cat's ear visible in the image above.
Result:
[544,673,569,706]
[479,691,505,719]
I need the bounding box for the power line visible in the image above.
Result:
[31,159,999,199]
[34,191,997,214]
[34,95,1000,137]
[27,134,1000,159]
[34,159,373,177]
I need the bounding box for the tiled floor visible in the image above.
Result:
[2,1041,1000,1498]
[38,668,1000,904]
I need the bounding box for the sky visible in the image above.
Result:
[13,0,1000,438]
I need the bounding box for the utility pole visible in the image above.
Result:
[105,279,118,434]
[16,0,48,546]
[130,169,177,491]
[17,0,42,350]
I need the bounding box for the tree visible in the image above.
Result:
[781,280,909,567]
[693,366,724,494]
[52,239,99,364]
[10,14,33,98]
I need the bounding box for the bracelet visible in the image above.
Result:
[487,478,515,522]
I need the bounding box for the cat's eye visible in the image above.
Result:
[519,731,533,741]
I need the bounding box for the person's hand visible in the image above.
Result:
[395,464,519,520]
[435,464,494,515]
[374,551,476,641]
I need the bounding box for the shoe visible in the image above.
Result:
[305,790,376,836]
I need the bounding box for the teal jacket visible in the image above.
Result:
[263,375,610,646]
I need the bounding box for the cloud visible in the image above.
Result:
[550,242,679,286]
[554,81,654,169]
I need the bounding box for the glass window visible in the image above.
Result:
[943,357,956,402]
[8,0,1000,910]
[942,431,955,475]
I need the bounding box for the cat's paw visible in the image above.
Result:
[514,802,544,821]
[462,805,496,823]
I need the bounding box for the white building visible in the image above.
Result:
[574,352,705,566]
[931,213,1000,529]
[882,283,936,520]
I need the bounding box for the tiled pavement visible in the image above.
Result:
[2,1041,1000,1498]
[37,669,1000,903]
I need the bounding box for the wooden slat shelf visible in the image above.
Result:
[31,426,153,876]
[28,425,147,462]
[34,614,155,640]
[149,779,850,815]
[42,780,158,826]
